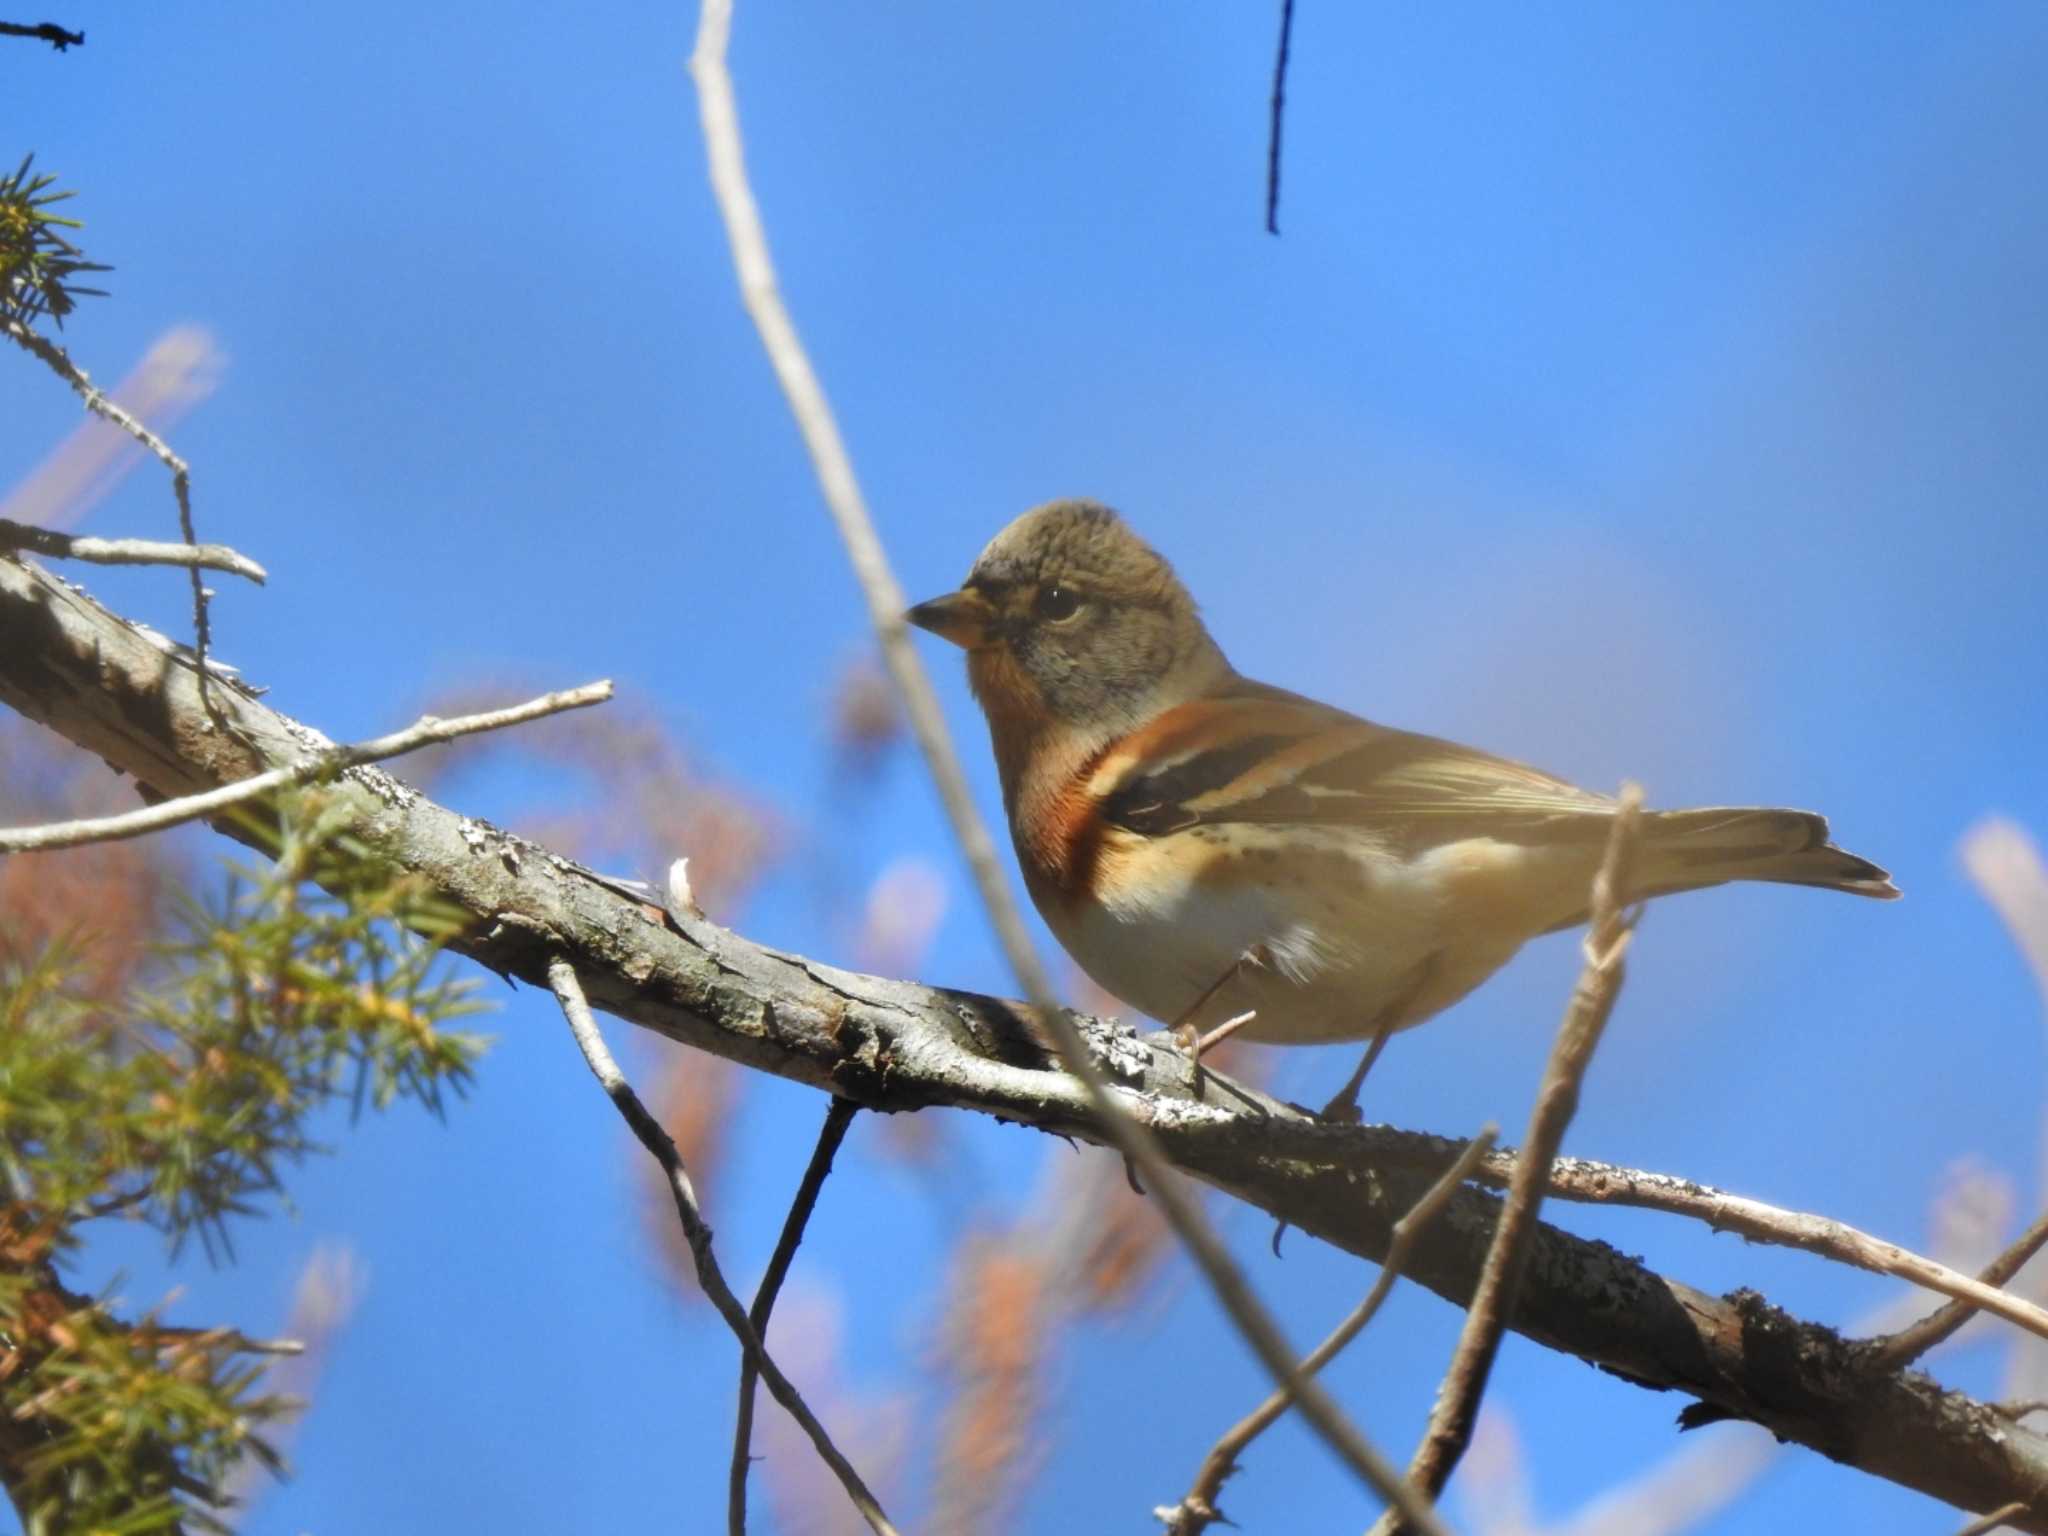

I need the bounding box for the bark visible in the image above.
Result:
[3,551,2044,1527]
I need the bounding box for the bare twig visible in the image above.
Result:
[0,20,84,49]
[687,5,1443,1530]
[1254,1121,2048,1351]
[1868,1209,2048,1368]
[1373,787,1644,1534]
[0,679,612,853]
[729,1095,860,1536]
[685,0,1038,1007]
[1426,1143,2048,1356]
[1265,0,1297,235]
[3,314,219,713]
[0,517,266,582]
[1955,1503,2031,1536]
[1161,1126,1499,1535]
[546,958,897,1536]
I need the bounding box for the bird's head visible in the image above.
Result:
[907,500,1229,742]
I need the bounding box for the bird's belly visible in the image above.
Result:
[1040,828,1528,1045]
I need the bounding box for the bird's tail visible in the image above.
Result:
[1634,806,1900,901]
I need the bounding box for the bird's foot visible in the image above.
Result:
[1317,1026,1395,1124]
[1173,1010,1259,1101]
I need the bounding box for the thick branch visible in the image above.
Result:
[3,550,2046,1528]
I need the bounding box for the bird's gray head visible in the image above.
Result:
[905,500,1228,734]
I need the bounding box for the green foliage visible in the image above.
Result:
[0,794,491,1532]
[0,155,110,328]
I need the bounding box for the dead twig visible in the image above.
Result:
[0,516,265,582]
[546,958,897,1536]
[1160,1126,1499,1535]
[1372,787,1644,1534]
[1869,1207,2048,1368]
[0,21,84,49]
[2,314,226,721]
[1265,0,1297,235]
[686,4,1441,1529]
[1238,1121,2048,1356]
[729,1095,860,1536]
[0,679,612,853]
[1442,1146,2048,1358]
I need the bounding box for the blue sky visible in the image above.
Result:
[5,2,2048,1531]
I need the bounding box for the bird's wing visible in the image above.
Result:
[1097,679,1618,851]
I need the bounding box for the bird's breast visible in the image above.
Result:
[1033,824,1443,1038]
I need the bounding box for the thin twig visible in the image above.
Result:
[687,8,1443,1529]
[729,1095,860,1536]
[2,314,220,715]
[1269,1122,2048,1355]
[0,516,266,582]
[0,21,84,49]
[1441,1146,2048,1357]
[546,959,898,1536]
[1161,1126,1499,1535]
[1265,0,1297,235]
[1868,1208,2048,1368]
[1955,1503,2031,1536]
[0,680,613,853]
[1372,787,1644,1535]
[1379,1138,2048,1356]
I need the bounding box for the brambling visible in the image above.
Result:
[907,500,1897,1116]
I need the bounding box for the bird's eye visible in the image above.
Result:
[1034,585,1084,623]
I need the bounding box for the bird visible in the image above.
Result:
[905,499,1897,1117]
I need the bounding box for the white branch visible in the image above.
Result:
[0,518,266,582]
[1530,1164,2048,1353]
[0,680,613,853]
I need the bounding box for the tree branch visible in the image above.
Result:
[4,551,2047,1528]
[0,517,265,583]
[546,959,896,1536]
[730,1095,860,1536]
[1265,0,1297,235]
[1871,1209,2048,1370]
[1373,789,1643,1534]
[3,316,217,711]
[0,20,83,50]
[1269,1125,2048,1355]
[1160,1127,1499,1535]
[0,678,613,853]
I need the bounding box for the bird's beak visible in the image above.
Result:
[904,587,995,649]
